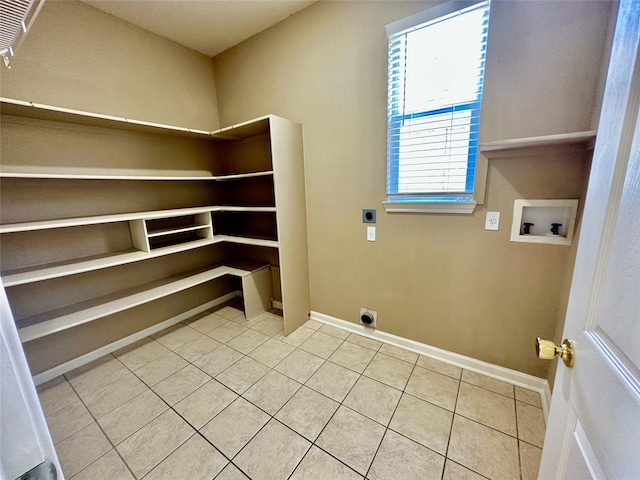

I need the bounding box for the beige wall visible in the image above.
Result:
[0,0,219,130]
[213,0,613,378]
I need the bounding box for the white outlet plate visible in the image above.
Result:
[367,226,376,241]
[485,211,500,231]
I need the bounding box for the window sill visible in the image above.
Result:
[382,200,477,214]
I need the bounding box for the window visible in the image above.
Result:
[384,1,491,213]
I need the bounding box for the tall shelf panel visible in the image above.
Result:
[0,99,310,377]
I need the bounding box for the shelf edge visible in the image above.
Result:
[479,131,597,152]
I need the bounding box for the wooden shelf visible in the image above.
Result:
[17,263,266,343]
[479,131,596,154]
[1,98,276,142]
[0,205,276,233]
[0,97,213,139]
[0,165,274,182]
[146,224,210,238]
[219,206,276,213]
[0,205,282,286]
[211,116,270,140]
[4,242,228,288]
[217,235,279,248]
[1,234,280,287]
[214,171,273,181]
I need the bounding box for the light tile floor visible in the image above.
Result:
[37,304,545,480]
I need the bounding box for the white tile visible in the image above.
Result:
[291,446,363,480]
[343,376,401,426]
[275,386,339,441]
[37,377,79,417]
[379,344,419,364]
[305,360,359,402]
[456,382,517,436]
[462,370,514,398]
[193,344,243,377]
[405,365,459,411]
[328,341,376,373]
[242,370,301,415]
[316,406,385,476]
[216,356,270,394]
[248,338,295,368]
[72,449,135,480]
[98,389,167,445]
[173,380,238,429]
[65,355,129,397]
[389,393,453,455]
[448,415,519,480]
[116,410,194,478]
[368,429,444,480]
[299,331,344,359]
[55,423,111,478]
[114,338,169,371]
[144,434,228,480]
[133,351,189,386]
[234,419,311,480]
[200,397,270,458]
[363,352,414,390]
[152,364,211,406]
[82,372,148,419]
[274,349,325,383]
[45,400,93,443]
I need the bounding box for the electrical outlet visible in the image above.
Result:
[360,308,377,327]
[485,211,500,230]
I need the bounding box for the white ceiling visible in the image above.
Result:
[81,0,316,57]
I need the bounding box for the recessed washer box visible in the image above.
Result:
[511,199,578,246]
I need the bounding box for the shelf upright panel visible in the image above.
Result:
[269,116,311,334]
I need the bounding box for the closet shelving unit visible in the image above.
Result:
[0,98,310,377]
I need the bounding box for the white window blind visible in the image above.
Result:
[386,1,490,206]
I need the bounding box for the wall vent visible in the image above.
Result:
[0,0,46,68]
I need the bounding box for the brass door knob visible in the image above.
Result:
[536,337,574,367]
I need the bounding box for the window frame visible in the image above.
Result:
[383,0,490,214]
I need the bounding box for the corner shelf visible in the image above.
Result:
[0,205,276,234]
[1,206,279,286]
[16,262,271,343]
[510,199,579,246]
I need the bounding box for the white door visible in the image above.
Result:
[0,284,61,479]
[538,1,640,478]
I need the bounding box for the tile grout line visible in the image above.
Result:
[364,358,419,479]
[276,332,379,479]
[440,370,463,480]
[61,354,139,480]
[514,386,524,480]
[108,350,207,479]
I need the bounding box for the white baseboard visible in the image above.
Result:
[310,310,551,421]
[33,291,240,385]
